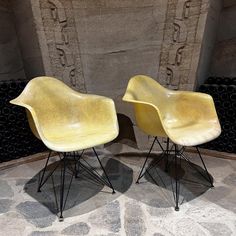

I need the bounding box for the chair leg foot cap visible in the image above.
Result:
[112,190,116,194]
[37,189,41,193]
[136,181,139,184]
[59,216,64,222]
[175,206,179,211]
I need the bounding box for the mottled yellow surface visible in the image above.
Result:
[10,77,119,152]
[123,75,221,146]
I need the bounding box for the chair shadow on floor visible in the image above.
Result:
[116,152,213,209]
[24,153,133,218]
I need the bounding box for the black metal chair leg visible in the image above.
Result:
[156,138,164,152]
[136,137,157,183]
[92,148,116,194]
[196,147,214,187]
[73,152,78,178]
[174,144,180,211]
[165,138,170,172]
[38,150,52,192]
[59,153,67,221]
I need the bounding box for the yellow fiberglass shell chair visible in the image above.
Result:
[123,75,221,210]
[10,76,119,220]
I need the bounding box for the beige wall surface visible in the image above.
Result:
[35,0,212,92]
[33,0,211,103]
[0,0,25,80]
[210,3,236,77]
[10,0,45,79]
[72,1,167,97]
[196,0,222,87]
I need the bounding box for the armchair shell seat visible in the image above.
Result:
[165,122,220,147]
[10,76,119,152]
[41,126,118,152]
[122,75,221,147]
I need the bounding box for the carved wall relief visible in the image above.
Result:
[168,44,185,65]
[49,0,66,22]
[176,0,191,19]
[166,66,180,86]
[166,67,173,85]
[176,46,185,65]
[173,20,187,43]
[173,23,180,42]
[183,0,191,19]
[158,0,203,90]
[39,0,86,91]
[176,0,186,19]
[48,0,74,87]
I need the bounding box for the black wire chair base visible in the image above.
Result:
[136,138,214,211]
[136,136,165,183]
[76,148,115,194]
[37,148,115,220]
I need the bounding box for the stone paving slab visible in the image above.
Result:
[0,149,235,236]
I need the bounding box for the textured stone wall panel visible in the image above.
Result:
[33,0,211,93]
[73,2,167,97]
[37,0,86,91]
[158,0,210,90]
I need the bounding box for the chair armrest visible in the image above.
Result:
[75,94,119,131]
[10,99,46,141]
[171,91,219,121]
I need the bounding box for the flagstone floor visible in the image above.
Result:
[0,148,235,236]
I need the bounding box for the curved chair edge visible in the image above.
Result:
[10,98,47,142]
[10,77,120,153]
[122,75,222,147]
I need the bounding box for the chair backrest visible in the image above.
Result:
[123,75,169,137]
[124,75,169,108]
[10,76,81,139]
